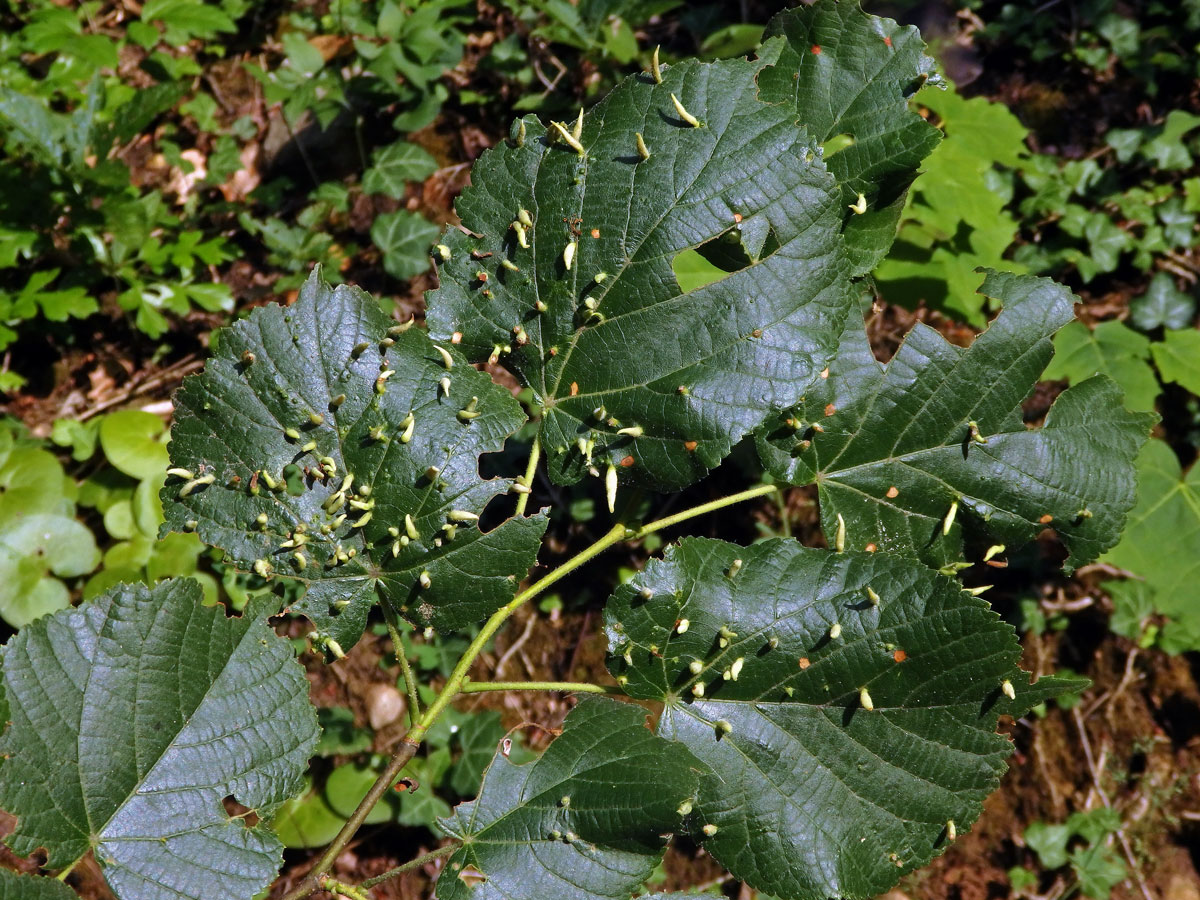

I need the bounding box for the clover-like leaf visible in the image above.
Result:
[436,696,701,900]
[758,0,942,274]
[757,272,1155,572]
[425,55,852,491]
[163,270,547,651]
[606,538,1084,900]
[0,578,319,900]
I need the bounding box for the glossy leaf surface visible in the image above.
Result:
[426,56,852,491]
[437,696,700,900]
[163,271,547,650]
[0,579,319,900]
[757,272,1154,571]
[606,538,1083,900]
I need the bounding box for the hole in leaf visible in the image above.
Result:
[458,864,487,888]
[223,795,259,828]
[822,132,855,156]
[672,225,778,292]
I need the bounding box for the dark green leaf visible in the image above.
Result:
[758,0,942,273]
[449,710,508,795]
[163,271,547,651]
[757,272,1154,572]
[425,57,852,491]
[0,579,319,900]
[606,538,1084,900]
[0,870,77,900]
[437,696,700,900]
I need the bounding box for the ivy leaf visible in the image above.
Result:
[363,141,439,198]
[1129,272,1196,331]
[1103,439,1200,642]
[605,538,1084,900]
[1150,328,1200,395]
[436,696,700,900]
[1043,319,1159,412]
[757,272,1154,572]
[371,210,440,281]
[0,870,76,900]
[163,270,547,651]
[757,0,942,274]
[425,56,852,491]
[0,579,319,900]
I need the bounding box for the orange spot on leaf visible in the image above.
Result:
[886,486,899,498]
[798,657,811,669]
[570,382,579,396]
[883,35,892,47]
[684,440,698,452]
[811,44,821,54]
[864,543,877,552]
[733,213,743,223]
[620,455,635,467]
[893,649,907,662]
[824,403,836,416]
[591,228,600,238]
[820,367,829,379]
[1039,514,1053,524]
[451,332,462,344]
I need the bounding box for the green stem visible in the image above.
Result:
[55,857,81,882]
[320,876,372,900]
[279,738,422,900]
[382,604,421,726]
[633,483,779,538]
[459,680,622,695]
[513,436,541,517]
[358,844,459,889]
[411,519,630,741]
[775,482,792,538]
[280,481,780,900]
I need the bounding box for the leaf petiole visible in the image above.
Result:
[282,481,780,900]
[513,435,541,517]
[381,603,421,726]
[458,680,623,695]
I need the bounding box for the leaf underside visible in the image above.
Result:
[0,579,319,900]
[425,54,852,492]
[757,271,1155,572]
[437,696,701,900]
[163,272,547,651]
[605,538,1084,900]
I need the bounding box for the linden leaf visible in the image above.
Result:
[0,579,319,900]
[757,0,943,274]
[425,55,852,491]
[163,270,547,651]
[437,696,700,900]
[606,538,1084,900]
[757,272,1155,572]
